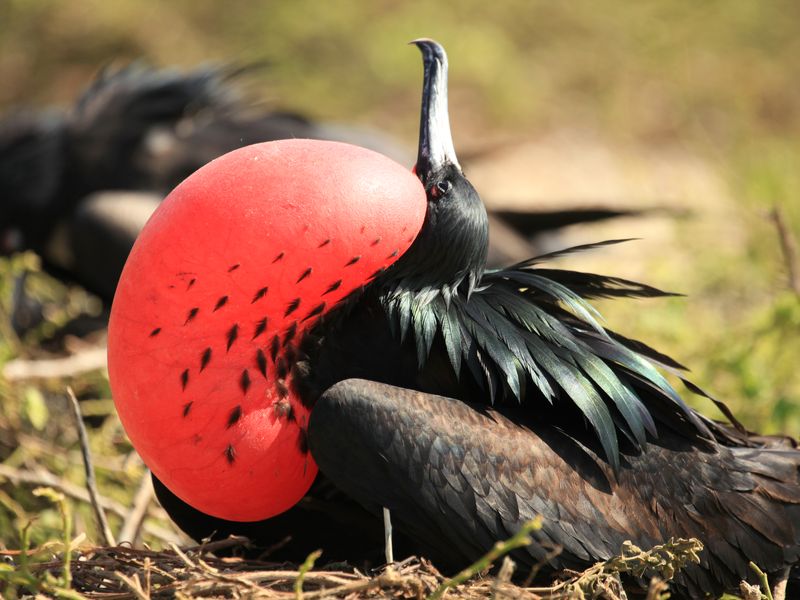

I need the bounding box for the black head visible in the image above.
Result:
[379,39,488,298]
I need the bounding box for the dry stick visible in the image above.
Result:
[383,507,394,564]
[645,578,668,600]
[180,550,267,597]
[770,206,800,298]
[67,386,116,547]
[771,567,789,600]
[167,544,294,599]
[3,346,108,381]
[143,557,153,599]
[522,544,563,587]
[169,542,197,569]
[115,571,150,600]
[208,570,358,587]
[299,570,412,600]
[118,470,154,544]
[188,534,252,555]
[237,570,358,586]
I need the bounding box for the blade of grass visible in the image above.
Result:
[428,517,542,600]
[295,549,322,600]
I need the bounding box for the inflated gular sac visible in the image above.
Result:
[108,140,427,521]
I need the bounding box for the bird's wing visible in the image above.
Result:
[308,378,800,596]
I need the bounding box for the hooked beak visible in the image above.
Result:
[412,39,460,183]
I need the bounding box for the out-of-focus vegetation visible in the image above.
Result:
[1,1,799,597]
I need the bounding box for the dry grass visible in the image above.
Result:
[3,523,704,599]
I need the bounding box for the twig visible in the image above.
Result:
[115,571,151,600]
[522,544,563,587]
[188,534,252,554]
[645,577,668,600]
[67,386,116,546]
[490,556,517,599]
[739,581,764,600]
[300,569,416,600]
[3,346,108,381]
[384,507,394,564]
[118,470,154,544]
[177,547,268,597]
[770,206,800,298]
[169,543,197,570]
[772,567,789,600]
[238,570,359,586]
[143,557,152,599]
[428,517,542,600]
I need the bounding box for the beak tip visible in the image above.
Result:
[409,38,447,62]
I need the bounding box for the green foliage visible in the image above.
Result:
[21,387,48,431]
[701,293,800,433]
[0,488,84,599]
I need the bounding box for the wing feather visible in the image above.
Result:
[381,239,720,463]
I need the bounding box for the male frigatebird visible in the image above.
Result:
[108,41,800,598]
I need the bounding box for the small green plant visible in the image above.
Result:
[0,487,85,599]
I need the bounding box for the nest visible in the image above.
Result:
[6,533,706,599]
[19,543,530,599]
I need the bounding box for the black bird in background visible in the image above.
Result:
[0,65,410,304]
[0,62,622,323]
[116,41,800,599]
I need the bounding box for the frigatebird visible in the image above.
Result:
[107,41,800,598]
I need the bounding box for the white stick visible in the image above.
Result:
[383,507,394,564]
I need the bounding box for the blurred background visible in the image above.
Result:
[1,0,799,551]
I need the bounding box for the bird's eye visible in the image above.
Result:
[432,180,452,199]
